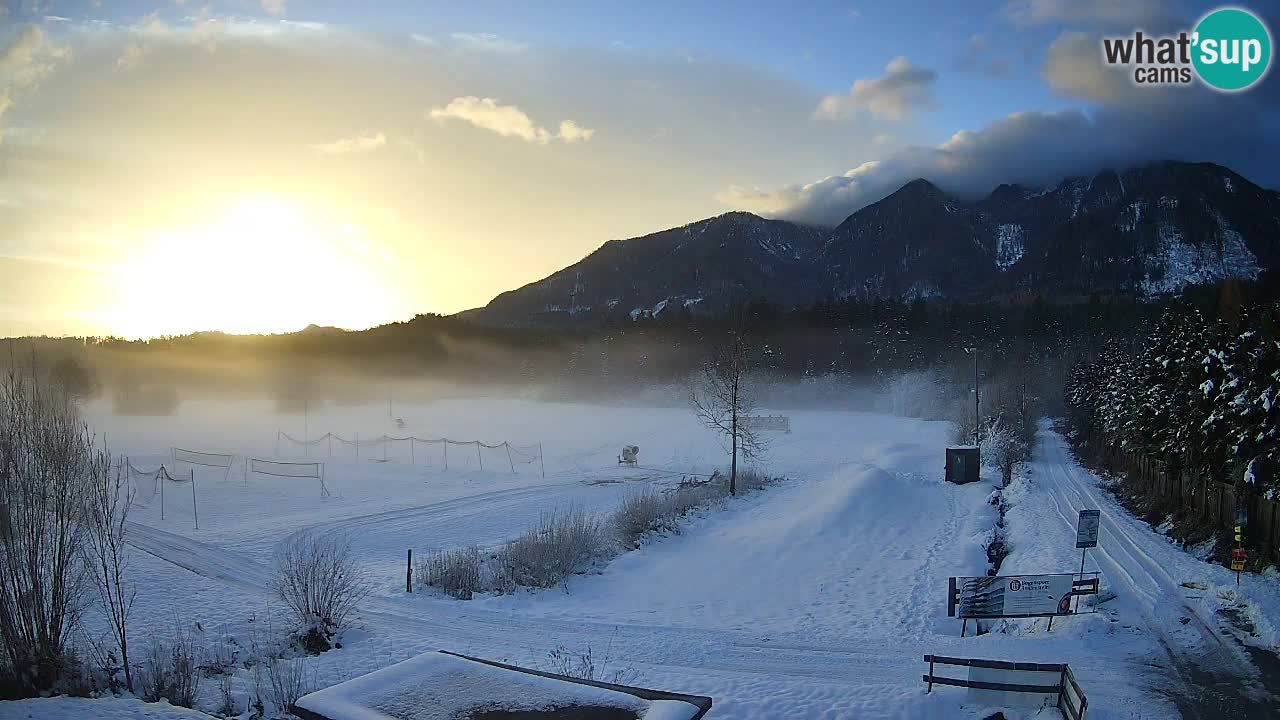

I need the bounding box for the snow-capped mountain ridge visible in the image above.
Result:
[469,162,1280,326]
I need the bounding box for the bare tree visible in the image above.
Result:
[0,368,101,693]
[273,531,370,648]
[85,462,136,691]
[690,330,765,496]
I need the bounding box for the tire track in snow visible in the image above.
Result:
[1034,432,1253,718]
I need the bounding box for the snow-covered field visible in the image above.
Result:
[4,398,1276,719]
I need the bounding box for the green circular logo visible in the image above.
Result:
[1192,7,1272,91]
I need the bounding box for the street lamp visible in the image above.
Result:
[963,347,979,446]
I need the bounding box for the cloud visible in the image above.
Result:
[957,34,1012,76]
[557,119,595,143]
[449,32,527,54]
[0,25,70,142]
[816,56,936,121]
[723,79,1280,226]
[261,0,286,16]
[1042,31,1133,104]
[429,97,593,145]
[1003,0,1177,29]
[309,131,387,155]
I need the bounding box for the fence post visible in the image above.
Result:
[538,442,545,478]
[406,549,413,593]
[476,441,483,470]
[444,440,449,471]
[505,442,515,473]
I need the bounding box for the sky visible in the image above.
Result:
[1,0,1278,338]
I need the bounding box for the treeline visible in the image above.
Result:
[1064,299,1280,497]
[11,277,1278,408]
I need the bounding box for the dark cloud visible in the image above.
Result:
[723,6,1280,226]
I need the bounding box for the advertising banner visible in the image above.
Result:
[953,574,1076,619]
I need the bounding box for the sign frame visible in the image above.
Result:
[948,573,1099,620]
[1075,509,1100,549]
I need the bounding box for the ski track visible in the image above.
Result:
[1033,432,1254,718]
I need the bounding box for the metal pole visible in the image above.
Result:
[476,441,483,470]
[1074,548,1087,613]
[973,350,980,446]
[406,549,413,593]
[505,442,514,473]
[538,442,545,478]
[410,438,416,465]
[191,469,198,530]
[160,465,165,520]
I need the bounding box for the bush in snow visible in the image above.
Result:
[267,656,312,718]
[611,489,681,546]
[136,623,203,708]
[418,546,486,600]
[544,630,637,685]
[497,506,606,589]
[273,531,370,648]
[983,416,1029,485]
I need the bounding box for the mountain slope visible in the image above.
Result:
[472,212,826,325]
[467,162,1280,326]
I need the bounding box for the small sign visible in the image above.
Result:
[1076,509,1101,549]
[1232,547,1247,572]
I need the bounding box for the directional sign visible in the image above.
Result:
[1232,548,1247,572]
[1076,509,1101,549]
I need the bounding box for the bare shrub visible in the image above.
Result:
[732,467,772,493]
[273,531,370,644]
[136,623,204,708]
[217,672,237,718]
[544,629,637,685]
[611,490,679,546]
[0,369,104,694]
[267,656,311,718]
[497,507,606,589]
[84,462,136,691]
[418,546,485,599]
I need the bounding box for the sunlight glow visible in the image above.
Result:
[107,196,396,338]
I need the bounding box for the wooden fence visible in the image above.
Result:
[1110,448,1280,566]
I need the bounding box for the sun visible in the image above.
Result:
[107,196,395,338]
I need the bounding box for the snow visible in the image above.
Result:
[1139,218,1261,295]
[0,697,215,720]
[6,400,1279,719]
[294,651,697,720]
[994,223,1024,270]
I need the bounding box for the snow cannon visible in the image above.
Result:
[619,445,639,466]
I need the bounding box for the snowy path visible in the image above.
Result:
[998,427,1280,719]
[1036,434,1247,679]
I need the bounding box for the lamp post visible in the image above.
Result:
[963,347,979,446]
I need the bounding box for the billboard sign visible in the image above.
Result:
[950,574,1076,619]
[1075,509,1100,548]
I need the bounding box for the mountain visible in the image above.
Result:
[472,212,826,326]
[467,162,1280,325]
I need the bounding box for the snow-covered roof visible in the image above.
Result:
[294,651,703,720]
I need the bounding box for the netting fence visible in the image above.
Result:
[171,447,234,482]
[248,458,330,497]
[120,457,200,529]
[275,430,544,476]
